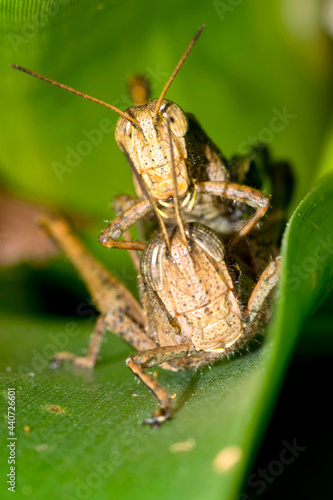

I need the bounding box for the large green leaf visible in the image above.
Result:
[1,2,333,500]
[1,172,333,500]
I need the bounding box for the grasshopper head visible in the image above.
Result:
[115,99,189,201]
[114,24,205,202]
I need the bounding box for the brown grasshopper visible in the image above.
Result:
[40,204,279,426]
[40,126,280,426]
[11,26,277,259]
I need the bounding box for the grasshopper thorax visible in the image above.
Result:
[141,222,244,352]
[115,99,189,201]
[141,222,224,292]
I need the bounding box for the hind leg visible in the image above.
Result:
[53,314,107,369]
[40,212,156,369]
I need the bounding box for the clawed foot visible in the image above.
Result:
[144,407,172,428]
[51,351,95,369]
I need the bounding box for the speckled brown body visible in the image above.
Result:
[140,222,279,374]
[42,212,279,425]
[142,224,244,351]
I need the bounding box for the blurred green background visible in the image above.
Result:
[0,1,333,499]
[0,0,332,214]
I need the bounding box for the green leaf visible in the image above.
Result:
[1,2,333,499]
[317,114,333,180]
[1,172,333,500]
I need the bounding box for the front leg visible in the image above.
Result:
[98,198,151,250]
[111,194,148,273]
[41,212,157,369]
[127,345,199,426]
[52,308,162,371]
[197,181,270,250]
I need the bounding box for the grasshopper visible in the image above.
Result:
[40,205,279,426]
[11,27,289,424]
[11,26,281,259]
[40,124,280,426]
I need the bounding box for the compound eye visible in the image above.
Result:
[115,116,135,154]
[162,102,188,138]
[141,235,165,291]
[185,223,224,262]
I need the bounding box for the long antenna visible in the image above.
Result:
[10,64,139,127]
[153,24,205,123]
[167,120,190,254]
[120,144,172,254]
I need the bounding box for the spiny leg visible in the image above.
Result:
[111,194,146,273]
[225,257,280,354]
[104,310,158,353]
[40,211,151,368]
[244,257,280,325]
[53,309,162,370]
[197,181,270,250]
[53,314,107,369]
[229,148,293,278]
[126,345,199,426]
[121,228,142,273]
[106,194,147,305]
[40,212,144,322]
[99,177,270,255]
[98,198,151,249]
